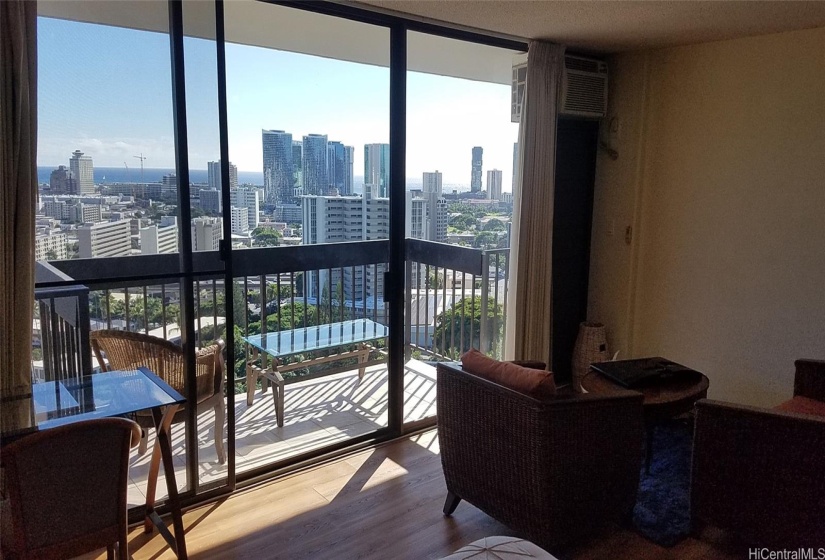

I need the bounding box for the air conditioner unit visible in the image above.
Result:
[511,54,608,122]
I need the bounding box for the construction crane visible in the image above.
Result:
[133,153,146,184]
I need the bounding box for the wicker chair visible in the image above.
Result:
[1,418,141,559]
[691,359,825,547]
[437,362,644,551]
[90,330,226,464]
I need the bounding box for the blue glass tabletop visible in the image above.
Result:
[243,319,388,358]
[1,368,184,439]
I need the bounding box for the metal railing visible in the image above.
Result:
[404,239,509,362]
[34,239,509,387]
[34,261,92,384]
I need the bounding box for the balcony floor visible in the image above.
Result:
[126,358,438,507]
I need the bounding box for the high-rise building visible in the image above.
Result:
[471,146,483,193]
[302,134,328,196]
[69,150,94,194]
[35,229,68,261]
[230,206,250,234]
[191,217,222,252]
[49,165,74,194]
[364,143,390,198]
[487,169,503,201]
[406,192,428,240]
[344,145,354,196]
[327,141,345,195]
[326,141,355,196]
[140,222,178,254]
[230,186,260,230]
[292,141,303,189]
[512,142,519,191]
[199,188,221,214]
[422,171,447,242]
[302,193,387,309]
[423,171,442,196]
[207,160,238,191]
[262,130,293,205]
[77,220,131,258]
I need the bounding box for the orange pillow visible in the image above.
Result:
[461,348,556,400]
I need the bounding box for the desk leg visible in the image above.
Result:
[144,405,187,559]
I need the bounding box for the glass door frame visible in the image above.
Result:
[168,0,529,501]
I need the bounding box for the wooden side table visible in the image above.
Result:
[582,366,709,472]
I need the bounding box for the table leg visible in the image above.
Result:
[144,405,187,559]
[357,343,368,381]
[271,367,285,428]
[645,425,655,474]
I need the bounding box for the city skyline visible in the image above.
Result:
[37,16,519,192]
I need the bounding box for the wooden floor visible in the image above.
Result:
[84,430,740,560]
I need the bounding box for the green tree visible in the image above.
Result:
[473,230,499,249]
[252,227,282,247]
[450,214,478,231]
[432,296,503,358]
[483,218,506,232]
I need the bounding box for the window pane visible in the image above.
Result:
[405,31,521,423]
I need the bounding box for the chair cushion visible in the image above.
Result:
[774,396,825,418]
[440,536,558,559]
[461,349,556,400]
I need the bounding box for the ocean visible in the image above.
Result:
[37,166,470,193]
[38,166,263,186]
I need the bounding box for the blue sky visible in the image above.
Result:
[37,17,518,190]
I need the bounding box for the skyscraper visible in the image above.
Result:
[487,169,503,201]
[364,143,390,198]
[423,171,442,196]
[292,141,303,190]
[230,186,260,231]
[327,141,345,195]
[423,171,447,242]
[49,165,74,194]
[302,134,328,196]
[261,130,293,205]
[199,188,221,214]
[69,150,94,194]
[344,145,354,196]
[471,146,483,193]
[207,160,238,191]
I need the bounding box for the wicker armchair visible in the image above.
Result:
[90,330,226,464]
[437,362,644,551]
[691,359,825,547]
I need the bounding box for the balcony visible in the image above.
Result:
[33,239,509,505]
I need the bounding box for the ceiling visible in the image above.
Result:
[355,1,825,53]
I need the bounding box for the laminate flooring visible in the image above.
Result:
[82,430,741,560]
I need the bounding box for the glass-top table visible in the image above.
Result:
[242,319,388,426]
[1,367,184,439]
[243,318,388,358]
[0,367,189,558]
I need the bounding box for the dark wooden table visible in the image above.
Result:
[582,365,709,471]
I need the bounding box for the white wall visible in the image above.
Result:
[588,26,825,407]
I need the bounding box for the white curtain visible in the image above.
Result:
[504,41,565,365]
[0,0,37,404]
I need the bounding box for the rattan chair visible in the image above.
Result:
[437,361,645,551]
[90,330,226,464]
[691,359,825,547]
[0,418,141,560]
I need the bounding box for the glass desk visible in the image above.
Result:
[243,319,388,426]
[1,368,189,559]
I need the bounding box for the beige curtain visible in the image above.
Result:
[505,41,565,365]
[1,0,37,398]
